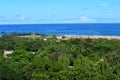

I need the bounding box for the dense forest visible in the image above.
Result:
[0,32,120,80]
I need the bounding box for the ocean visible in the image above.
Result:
[0,23,120,36]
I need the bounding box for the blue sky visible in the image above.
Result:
[0,0,120,24]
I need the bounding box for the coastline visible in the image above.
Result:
[2,32,120,40]
[19,34,120,40]
[63,35,120,40]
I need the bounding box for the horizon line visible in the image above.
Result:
[0,22,120,25]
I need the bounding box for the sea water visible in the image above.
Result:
[0,23,120,36]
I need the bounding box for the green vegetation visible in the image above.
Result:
[0,33,120,80]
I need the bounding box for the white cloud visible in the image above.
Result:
[96,3,108,9]
[19,15,25,21]
[80,16,95,22]
[80,16,89,21]
[101,3,108,8]
[68,16,75,20]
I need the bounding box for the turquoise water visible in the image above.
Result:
[0,23,120,36]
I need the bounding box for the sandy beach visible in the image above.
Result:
[64,35,120,40]
[19,34,120,40]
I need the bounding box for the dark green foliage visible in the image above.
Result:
[0,50,4,57]
[0,33,120,80]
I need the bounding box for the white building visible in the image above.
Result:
[4,50,13,58]
[56,36,63,39]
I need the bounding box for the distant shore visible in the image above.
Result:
[63,35,120,40]
[1,32,120,40]
[19,33,120,40]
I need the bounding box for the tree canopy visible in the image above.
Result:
[0,33,120,80]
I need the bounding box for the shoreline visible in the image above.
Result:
[63,35,120,40]
[2,32,120,40]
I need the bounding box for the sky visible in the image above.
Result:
[0,0,120,24]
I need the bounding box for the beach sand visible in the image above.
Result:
[63,35,120,40]
[19,34,120,40]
